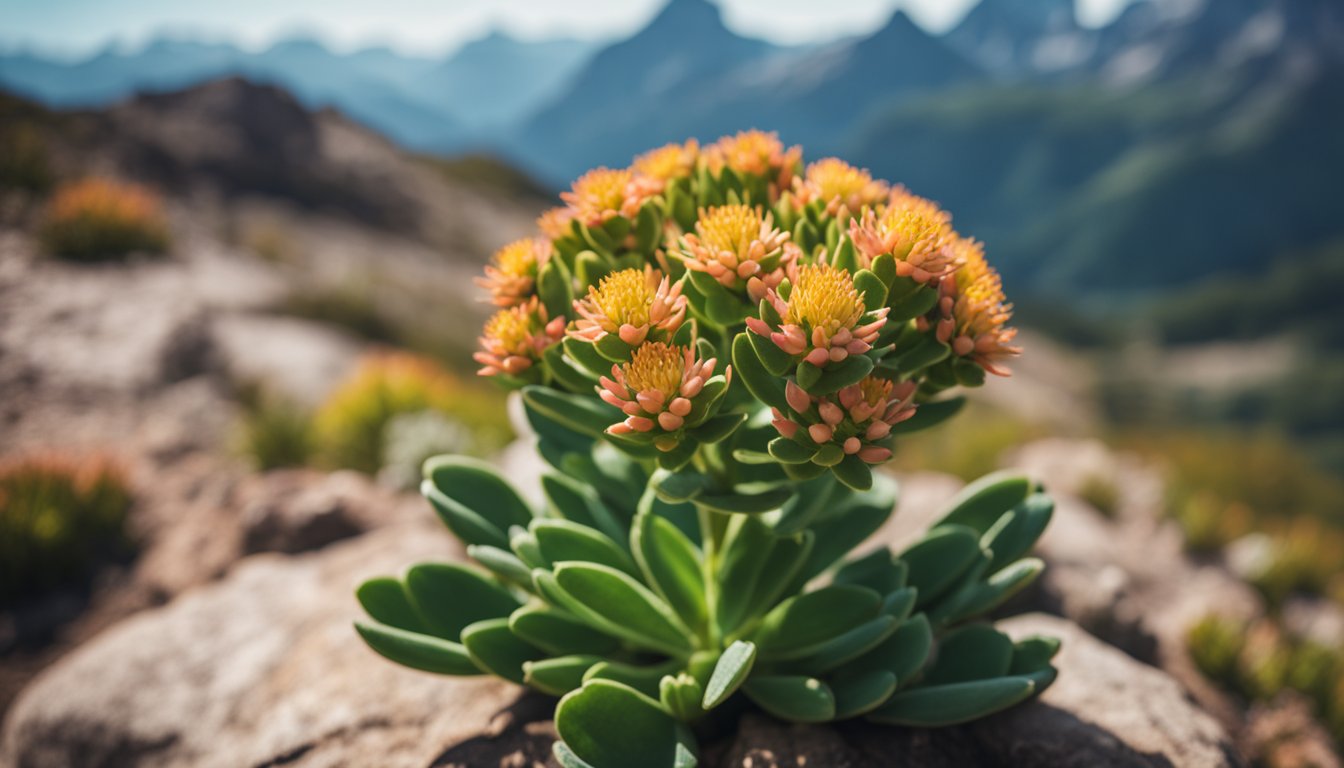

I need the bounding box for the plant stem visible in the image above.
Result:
[698,504,724,649]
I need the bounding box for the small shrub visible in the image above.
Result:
[0,454,133,606]
[1251,517,1344,607]
[1188,613,1344,746]
[0,123,53,193]
[40,178,170,261]
[1078,473,1121,518]
[314,352,511,474]
[237,386,316,471]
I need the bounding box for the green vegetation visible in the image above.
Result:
[236,384,316,471]
[1188,614,1344,746]
[0,92,56,193]
[0,455,133,606]
[420,152,552,203]
[40,178,170,261]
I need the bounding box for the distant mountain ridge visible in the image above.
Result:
[2,0,1342,302]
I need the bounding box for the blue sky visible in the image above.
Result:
[0,0,1136,59]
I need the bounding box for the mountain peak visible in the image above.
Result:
[645,0,726,36]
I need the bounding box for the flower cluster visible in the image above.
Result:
[470,131,1019,481]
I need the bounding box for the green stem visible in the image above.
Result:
[698,504,729,649]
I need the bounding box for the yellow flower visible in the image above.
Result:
[793,158,889,216]
[570,266,687,346]
[562,167,634,227]
[848,187,957,283]
[633,140,699,183]
[747,264,888,368]
[936,237,1020,376]
[679,205,793,300]
[476,237,550,307]
[537,206,575,240]
[599,341,721,445]
[703,130,801,190]
[475,298,565,377]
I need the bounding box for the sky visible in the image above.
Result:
[0,0,1137,59]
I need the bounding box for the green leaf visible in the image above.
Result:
[694,486,793,515]
[854,270,888,313]
[982,493,1054,572]
[545,344,599,393]
[509,603,621,656]
[838,614,932,683]
[465,545,535,590]
[747,329,797,376]
[882,587,918,621]
[423,455,533,532]
[356,577,425,633]
[660,673,705,721]
[763,475,834,534]
[789,615,899,673]
[553,563,695,656]
[403,562,520,640]
[750,585,882,660]
[935,471,1034,534]
[889,396,965,435]
[691,412,747,444]
[702,641,757,710]
[594,333,634,363]
[831,454,874,491]
[922,624,1014,685]
[794,476,897,587]
[946,558,1044,624]
[534,519,638,576]
[767,437,815,465]
[732,333,787,410]
[1011,635,1062,676]
[833,549,903,594]
[543,473,630,546]
[714,515,775,632]
[899,525,983,609]
[538,257,575,320]
[634,203,663,253]
[461,617,545,684]
[742,676,836,723]
[354,621,482,676]
[523,385,620,440]
[632,511,708,636]
[583,658,685,699]
[867,677,1036,726]
[830,670,898,719]
[809,355,874,396]
[556,680,694,768]
[651,469,712,503]
[563,337,615,378]
[525,655,603,696]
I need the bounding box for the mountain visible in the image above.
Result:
[946,0,1091,76]
[418,32,596,131]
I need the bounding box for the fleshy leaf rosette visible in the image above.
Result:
[357,133,1046,768]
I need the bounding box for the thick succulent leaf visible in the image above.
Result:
[466,545,536,591]
[692,412,747,444]
[924,548,993,625]
[732,333,788,410]
[747,327,797,376]
[511,527,547,569]
[867,676,1036,726]
[809,355,875,396]
[763,475,834,534]
[767,437,816,465]
[702,641,757,710]
[423,455,533,534]
[792,476,897,588]
[742,676,836,723]
[899,525,983,609]
[525,655,603,696]
[1010,635,1062,675]
[944,558,1044,624]
[651,469,712,503]
[543,473,630,547]
[837,613,932,683]
[632,511,708,635]
[583,658,686,699]
[460,617,545,684]
[637,486,702,547]
[555,680,695,768]
[833,549,905,595]
[695,485,794,515]
[509,603,621,656]
[533,519,638,577]
[403,562,521,640]
[544,344,599,393]
[788,615,899,674]
[981,493,1054,572]
[830,454,874,491]
[660,673,706,721]
[356,577,426,633]
[881,587,918,621]
[522,385,620,440]
[854,269,888,312]
[830,670,898,719]
[750,585,883,660]
[422,480,510,549]
[553,563,695,656]
[922,624,1015,685]
[354,621,482,676]
[889,396,965,435]
[739,530,814,623]
[715,516,776,633]
[934,471,1033,534]
[563,337,615,379]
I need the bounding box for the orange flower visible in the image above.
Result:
[476,237,550,307]
[703,130,801,191]
[792,158,889,217]
[475,298,565,377]
[570,267,687,346]
[679,205,793,301]
[631,139,699,196]
[746,264,887,368]
[537,206,575,240]
[562,167,637,227]
[599,341,724,449]
[771,376,917,464]
[935,238,1020,376]
[848,187,958,284]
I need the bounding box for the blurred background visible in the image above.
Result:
[1,0,1342,763]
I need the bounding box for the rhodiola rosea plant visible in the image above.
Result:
[354,132,1058,767]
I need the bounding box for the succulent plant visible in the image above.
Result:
[355,133,1058,767]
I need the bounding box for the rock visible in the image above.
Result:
[240,470,373,554]
[1244,693,1342,768]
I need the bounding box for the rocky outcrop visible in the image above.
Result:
[2,483,1243,768]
